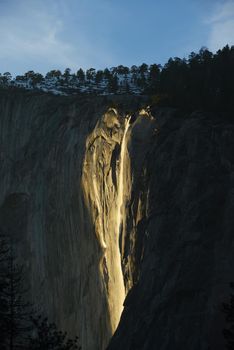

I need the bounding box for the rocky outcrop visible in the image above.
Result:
[82,108,127,336]
[107,109,234,350]
[0,89,234,350]
[0,91,116,350]
[0,90,154,350]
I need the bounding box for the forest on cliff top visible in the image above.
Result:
[0,45,233,115]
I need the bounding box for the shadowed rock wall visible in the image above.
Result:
[0,91,115,350]
[108,109,234,350]
[0,90,153,350]
[1,90,234,350]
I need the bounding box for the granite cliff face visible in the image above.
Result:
[0,90,233,350]
[0,90,154,349]
[108,109,234,350]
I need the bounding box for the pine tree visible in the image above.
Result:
[0,235,32,350]
[223,283,234,349]
[28,316,81,350]
[107,75,118,94]
[0,235,82,349]
[0,235,10,348]
[76,69,85,82]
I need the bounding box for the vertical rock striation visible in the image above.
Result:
[0,91,154,350]
[107,109,234,350]
[1,90,233,350]
[82,108,129,337]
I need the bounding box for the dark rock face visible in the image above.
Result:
[0,90,150,350]
[108,110,234,350]
[0,91,115,350]
[0,89,234,350]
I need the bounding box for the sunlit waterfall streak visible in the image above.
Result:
[112,117,131,327]
[116,117,131,236]
[93,150,107,249]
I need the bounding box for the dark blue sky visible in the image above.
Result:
[0,0,233,75]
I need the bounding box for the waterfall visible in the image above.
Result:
[111,116,131,329]
[81,111,132,348]
[116,117,131,237]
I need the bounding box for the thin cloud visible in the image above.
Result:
[0,0,115,75]
[206,0,234,23]
[206,0,234,51]
[0,1,77,74]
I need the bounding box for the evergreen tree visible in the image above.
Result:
[0,235,82,349]
[46,70,62,79]
[31,74,44,87]
[24,71,35,80]
[103,68,111,80]
[86,68,96,82]
[139,63,148,74]
[223,283,234,349]
[148,64,161,91]
[95,70,104,85]
[0,235,10,348]
[3,73,12,84]
[130,65,138,74]
[3,245,32,349]
[107,75,118,93]
[76,69,85,82]
[28,316,81,350]
[63,68,71,83]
